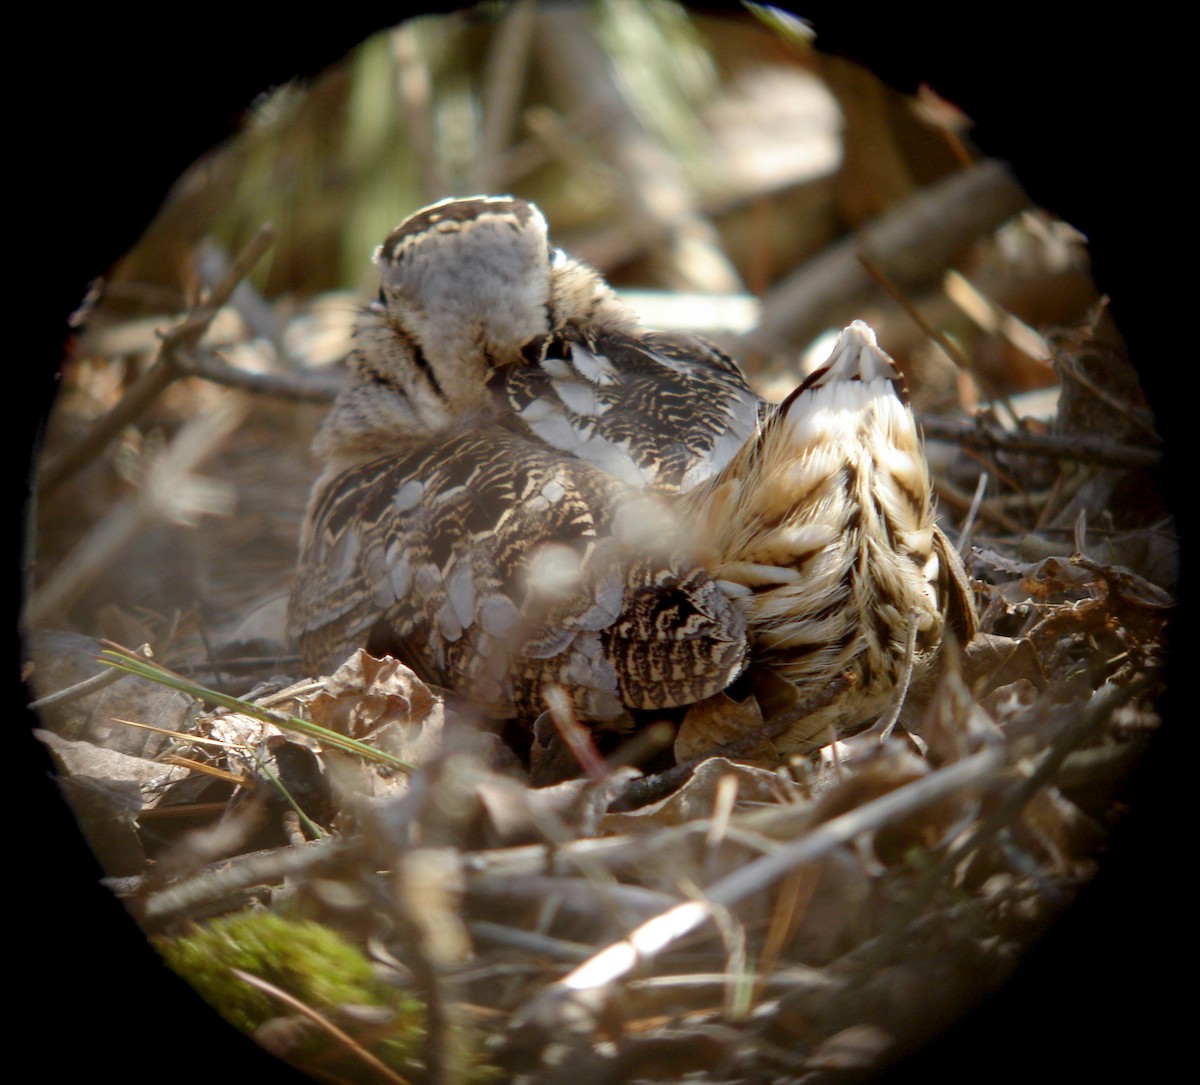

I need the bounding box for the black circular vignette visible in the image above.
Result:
[19,7,1180,1084]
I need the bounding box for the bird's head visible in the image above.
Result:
[332,195,637,447]
[375,196,555,375]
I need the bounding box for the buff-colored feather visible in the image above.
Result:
[289,199,974,753]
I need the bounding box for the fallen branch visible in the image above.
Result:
[509,745,1004,1034]
[39,225,276,496]
[173,347,342,402]
[740,159,1032,364]
[843,678,1147,985]
[131,837,335,926]
[919,414,1161,469]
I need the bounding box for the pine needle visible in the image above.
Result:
[97,647,416,772]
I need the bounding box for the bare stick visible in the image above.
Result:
[534,5,743,293]
[740,160,1031,364]
[39,225,275,496]
[177,345,342,402]
[957,470,989,555]
[232,969,413,1085]
[514,746,1003,1022]
[391,22,445,200]
[845,678,1145,984]
[470,0,537,192]
[134,837,335,924]
[27,642,153,710]
[919,414,1161,470]
[858,249,1020,426]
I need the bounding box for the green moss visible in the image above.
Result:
[159,910,420,1036]
[157,910,500,1081]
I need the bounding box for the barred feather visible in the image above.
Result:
[288,198,975,751]
[288,197,755,724]
[682,321,975,750]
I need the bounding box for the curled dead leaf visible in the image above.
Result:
[961,632,1046,693]
[674,689,765,763]
[306,650,440,740]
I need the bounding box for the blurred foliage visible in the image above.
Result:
[107,1,834,311]
[595,0,722,181]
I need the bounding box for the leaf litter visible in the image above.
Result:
[27,525,1170,1083]
[23,111,1174,1085]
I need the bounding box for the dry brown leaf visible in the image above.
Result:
[302,650,446,772]
[1018,555,1095,599]
[767,849,878,966]
[306,650,441,739]
[674,690,765,762]
[209,710,284,752]
[1015,785,1104,872]
[805,1023,894,1070]
[36,728,192,793]
[35,728,189,875]
[961,632,1046,693]
[27,630,194,757]
[804,745,979,866]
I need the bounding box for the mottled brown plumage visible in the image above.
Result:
[288,196,759,724]
[681,321,977,751]
[287,196,974,750]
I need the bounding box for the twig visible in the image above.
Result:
[510,746,1003,1028]
[957,471,988,555]
[194,238,279,342]
[943,268,1052,366]
[468,921,595,962]
[933,475,1028,536]
[867,613,920,742]
[858,250,1019,426]
[132,837,336,924]
[845,678,1147,986]
[27,642,153,710]
[739,160,1031,364]
[707,746,1002,910]
[534,5,743,293]
[39,225,275,496]
[543,684,611,783]
[470,0,537,192]
[391,22,445,199]
[920,414,1161,469]
[24,399,246,627]
[978,679,1152,827]
[174,347,343,402]
[231,968,412,1085]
